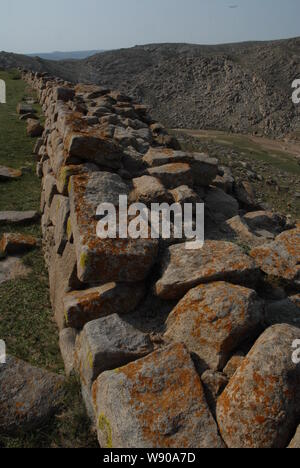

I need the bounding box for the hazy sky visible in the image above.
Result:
[0,0,299,54]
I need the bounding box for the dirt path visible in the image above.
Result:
[174,129,300,160]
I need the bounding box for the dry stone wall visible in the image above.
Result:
[21,69,300,449]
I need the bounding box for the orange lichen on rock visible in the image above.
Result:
[92,343,225,448]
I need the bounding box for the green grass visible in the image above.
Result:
[0,70,97,448]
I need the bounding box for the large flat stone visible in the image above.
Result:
[69,172,158,283]
[155,241,260,300]
[0,211,39,226]
[63,282,145,329]
[250,227,300,286]
[0,356,65,434]
[75,314,153,390]
[217,324,300,448]
[165,282,263,370]
[92,343,225,448]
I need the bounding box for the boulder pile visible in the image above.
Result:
[21,69,300,449]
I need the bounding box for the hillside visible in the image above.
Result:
[27,50,105,61]
[1,37,300,137]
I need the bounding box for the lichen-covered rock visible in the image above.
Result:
[92,343,225,448]
[0,232,37,256]
[217,324,300,448]
[165,282,263,370]
[155,241,260,300]
[65,122,124,169]
[288,426,300,448]
[0,356,65,434]
[69,172,158,284]
[250,226,300,286]
[63,282,145,329]
[56,163,99,195]
[75,314,153,390]
[226,215,269,247]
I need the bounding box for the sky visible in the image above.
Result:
[0,0,299,54]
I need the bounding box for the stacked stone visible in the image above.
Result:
[22,69,300,449]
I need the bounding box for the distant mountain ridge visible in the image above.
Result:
[1,38,300,137]
[27,50,105,61]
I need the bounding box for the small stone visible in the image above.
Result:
[223,354,245,379]
[0,166,22,181]
[0,257,31,285]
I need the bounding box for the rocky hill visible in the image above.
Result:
[1,37,300,137]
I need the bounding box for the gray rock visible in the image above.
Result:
[0,356,65,434]
[75,314,153,391]
[92,343,225,448]
[264,295,300,328]
[59,328,78,377]
[205,187,239,221]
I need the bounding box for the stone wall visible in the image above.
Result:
[22,69,300,449]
